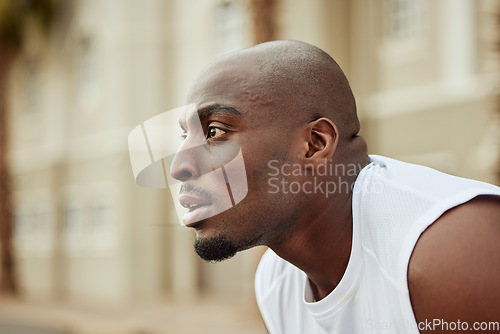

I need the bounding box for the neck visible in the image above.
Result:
[269,152,369,301]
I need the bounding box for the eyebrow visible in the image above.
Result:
[178,104,242,131]
[197,104,242,119]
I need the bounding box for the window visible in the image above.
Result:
[378,0,428,66]
[64,204,85,237]
[91,203,115,250]
[25,58,41,114]
[386,0,423,39]
[14,206,31,237]
[14,206,33,254]
[63,203,87,254]
[35,207,54,254]
[14,203,54,255]
[77,37,100,107]
[214,1,250,57]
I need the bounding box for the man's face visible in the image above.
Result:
[170,58,305,261]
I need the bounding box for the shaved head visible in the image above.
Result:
[189,40,360,146]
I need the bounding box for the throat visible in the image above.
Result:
[269,191,355,302]
[307,274,341,302]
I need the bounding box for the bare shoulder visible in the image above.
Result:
[408,195,500,334]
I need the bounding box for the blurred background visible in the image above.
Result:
[0,0,499,333]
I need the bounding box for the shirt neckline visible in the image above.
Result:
[302,160,373,318]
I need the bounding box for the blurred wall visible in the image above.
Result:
[5,0,499,306]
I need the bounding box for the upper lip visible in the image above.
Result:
[178,193,212,212]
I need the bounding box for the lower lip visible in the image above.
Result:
[182,205,213,227]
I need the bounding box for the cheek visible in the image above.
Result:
[237,127,297,193]
[244,154,287,202]
[221,150,247,205]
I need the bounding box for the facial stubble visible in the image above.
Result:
[194,233,238,262]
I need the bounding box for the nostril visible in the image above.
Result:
[170,154,197,181]
[175,169,193,182]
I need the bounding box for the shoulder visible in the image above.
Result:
[369,156,500,197]
[408,195,500,333]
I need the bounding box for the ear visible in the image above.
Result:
[304,118,339,164]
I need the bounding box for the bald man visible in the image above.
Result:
[169,41,500,333]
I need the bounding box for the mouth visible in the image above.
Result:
[178,193,213,226]
[179,194,212,211]
[184,202,211,212]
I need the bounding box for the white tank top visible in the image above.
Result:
[255,155,500,334]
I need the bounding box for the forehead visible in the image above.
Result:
[187,57,262,111]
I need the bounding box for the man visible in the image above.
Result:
[131,40,500,333]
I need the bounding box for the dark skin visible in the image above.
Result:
[176,40,500,330]
[409,195,500,333]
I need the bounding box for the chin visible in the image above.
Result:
[194,233,239,263]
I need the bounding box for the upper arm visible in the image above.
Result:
[408,195,500,334]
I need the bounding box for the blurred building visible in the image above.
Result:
[5,0,499,307]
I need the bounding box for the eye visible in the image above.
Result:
[207,125,227,139]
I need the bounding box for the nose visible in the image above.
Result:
[170,144,200,182]
[170,141,215,182]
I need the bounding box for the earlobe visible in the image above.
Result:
[305,118,338,163]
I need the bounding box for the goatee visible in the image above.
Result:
[194,234,238,262]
